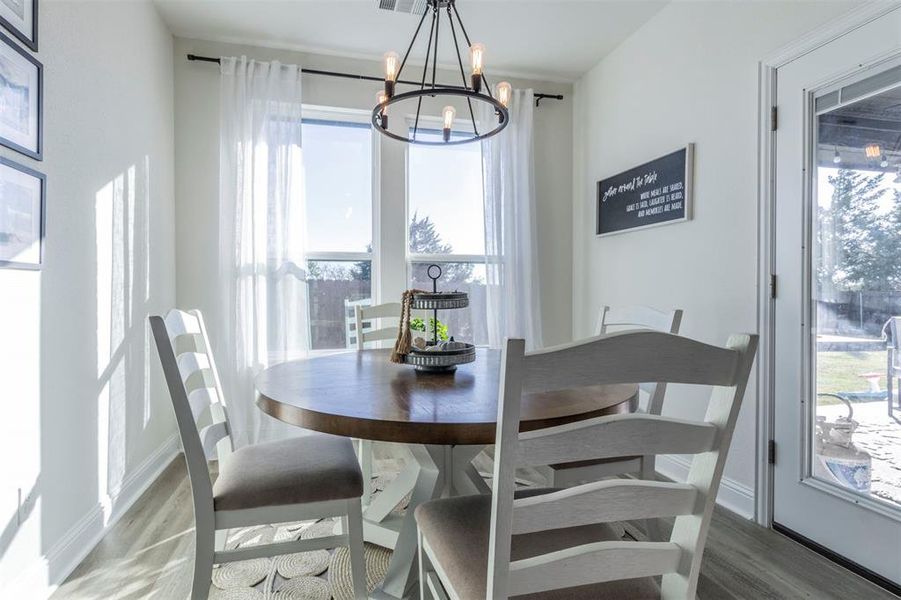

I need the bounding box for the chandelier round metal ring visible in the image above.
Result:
[371,0,511,146]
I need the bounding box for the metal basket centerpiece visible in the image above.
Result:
[404,264,475,372]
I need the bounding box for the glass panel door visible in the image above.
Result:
[772,8,901,586]
[812,76,901,510]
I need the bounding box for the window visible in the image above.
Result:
[408,129,488,346]
[303,113,374,350]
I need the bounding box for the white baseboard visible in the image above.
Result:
[7,434,180,599]
[656,455,756,520]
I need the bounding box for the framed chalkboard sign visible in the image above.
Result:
[596,144,693,237]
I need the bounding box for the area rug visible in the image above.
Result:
[209,517,391,600]
[209,468,645,599]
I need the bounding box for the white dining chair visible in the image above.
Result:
[352,301,402,505]
[416,329,757,600]
[886,316,900,419]
[150,309,367,600]
[542,304,683,541]
[544,304,684,487]
[354,301,402,350]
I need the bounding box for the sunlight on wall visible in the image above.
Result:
[93,161,155,525]
[142,156,152,428]
[0,270,41,597]
[95,176,119,521]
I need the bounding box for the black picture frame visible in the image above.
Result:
[0,0,37,51]
[0,155,45,270]
[0,28,42,160]
[595,144,694,237]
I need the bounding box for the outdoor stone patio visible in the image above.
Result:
[817,400,901,507]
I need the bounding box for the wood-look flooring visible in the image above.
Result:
[51,456,898,600]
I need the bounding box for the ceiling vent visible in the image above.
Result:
[378,0,428,16]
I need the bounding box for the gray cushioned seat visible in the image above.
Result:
[213,433,363,511]
[415,490,659,600]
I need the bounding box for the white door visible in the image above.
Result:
[773,7,901,586]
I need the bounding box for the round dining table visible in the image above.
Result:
[256,348,638,600]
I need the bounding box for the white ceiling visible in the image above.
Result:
[153,0,668,82]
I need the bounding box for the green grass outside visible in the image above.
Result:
[816,350,887,404]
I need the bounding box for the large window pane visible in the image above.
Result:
[408,130,485,255]
[307,260,371,350]
[410,262,487,346]
[812,80,901,509]
[304,120,372,253]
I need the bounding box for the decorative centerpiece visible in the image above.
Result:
[390,264,476,372]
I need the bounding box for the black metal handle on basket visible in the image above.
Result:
[428,264,441,345]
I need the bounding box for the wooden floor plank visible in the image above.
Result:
[51,456,898,600]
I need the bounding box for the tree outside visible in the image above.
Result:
[408,212,476,284]
[818,169,901,294]
[816,168,901,337]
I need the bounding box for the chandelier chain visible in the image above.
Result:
[412,6,438,140]
[446,4,479,135]
[430,2,439,91]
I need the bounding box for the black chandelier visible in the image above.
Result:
[372,0,510,146]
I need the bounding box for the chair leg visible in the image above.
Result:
[191,528,215,600]
[418,528,431,600]
[886,356,893,418]
[346,499,367,600]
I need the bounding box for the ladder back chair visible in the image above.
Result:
[545,304,684,488]
[416,330,758,600]
[353,301,402,505]
[355,301,402,349]
[150,309,367,600]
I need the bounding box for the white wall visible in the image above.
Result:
[0,1,176,595]
[173,37,574,348]
[572,0,859,517]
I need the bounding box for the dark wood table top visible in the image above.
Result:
[256,349,639,445]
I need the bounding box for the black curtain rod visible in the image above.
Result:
[186,54,564,104]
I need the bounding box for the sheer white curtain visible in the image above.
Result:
[218,56,309,446]
[479,88,543,350]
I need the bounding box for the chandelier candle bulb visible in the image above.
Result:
[376,91,388,129]
[470,43,485,92]
[496,81,512,116]
[383,51,399,97]
[864,143,881,159]
[442,105,456,142]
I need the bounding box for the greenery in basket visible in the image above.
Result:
[410,317,449,342]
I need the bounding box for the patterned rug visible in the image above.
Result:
[209,469,646,599]
[209,518,392,600]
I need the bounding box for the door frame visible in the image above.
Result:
[755,0,901,528]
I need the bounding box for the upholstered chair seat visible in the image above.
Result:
[414,490,660,600]
[151,309,367,599]
[213,433,363,511]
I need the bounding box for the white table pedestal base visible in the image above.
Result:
[363,444,489,599]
